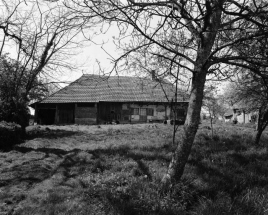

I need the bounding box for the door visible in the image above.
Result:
[58,104,74,124]
[140,108,147,122]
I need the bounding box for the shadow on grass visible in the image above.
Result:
[14,146,79,157]
[188,142,268,200]
[26,128,81,140]
[12,145,160,184]
[0,148,102,214]
[87,144,172,163]
[0,148,79,188]
[5,126,268,214]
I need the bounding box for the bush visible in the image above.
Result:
[0,121,22,151]
[0,99,30,128]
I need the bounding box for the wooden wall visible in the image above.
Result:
[56,104,75,124]
[97,102,186,124]
[98,102,130,123]
[74,103,97,125]
[35,101,188,125]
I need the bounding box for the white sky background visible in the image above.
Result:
[63,28,122,82]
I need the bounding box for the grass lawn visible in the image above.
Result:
[0,123,268,215]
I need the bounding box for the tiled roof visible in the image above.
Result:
[39,74,188,104]
[224,109,234,117]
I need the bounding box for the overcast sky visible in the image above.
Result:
[64,29,121,82]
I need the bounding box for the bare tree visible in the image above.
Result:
[1,0,86,82]
[0,0,94,128]
[63,0,268,183]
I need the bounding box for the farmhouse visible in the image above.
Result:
[224,107,256,123]
[32,74,188,125]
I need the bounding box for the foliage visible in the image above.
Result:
[0,121,22,151]
[0,55,47,127]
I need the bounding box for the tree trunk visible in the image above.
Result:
[255,108,263,145]
[209,109,214,138]
[161,1,223,184]
[254,128,262,145]
[162,70,207,183]
[255,109,261,131]
[254,109,268,145]
[172,66,180,146]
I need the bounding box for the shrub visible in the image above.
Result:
[0,121,22,151]
[0,99,30,129]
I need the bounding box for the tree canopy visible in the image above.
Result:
[0,55,47,127]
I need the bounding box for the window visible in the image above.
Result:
[147,108,154,116]
[122,104,128,110]
[140,108,147,116]
[131,108,139,115]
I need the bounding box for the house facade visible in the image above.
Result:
[32,75,188,125]
[224,108,256,123]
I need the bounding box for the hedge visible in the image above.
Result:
[0,121,22,151]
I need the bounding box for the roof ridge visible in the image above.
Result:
[80,74,175,86]
[82,74,141,78]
